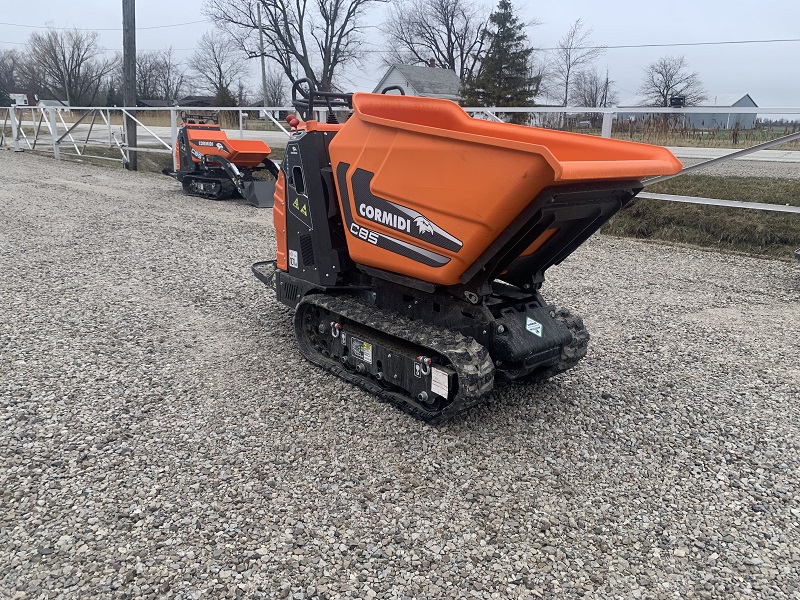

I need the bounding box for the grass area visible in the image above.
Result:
[604,175,800,258]
[612,129,800,151]
[555,125,800,151]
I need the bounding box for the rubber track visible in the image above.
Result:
[182,175,237,200]
[296,294,495,424]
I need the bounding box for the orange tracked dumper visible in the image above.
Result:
[253,80,682,422]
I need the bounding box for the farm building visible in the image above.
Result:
[618,94,758,130]
[373,63,461,101]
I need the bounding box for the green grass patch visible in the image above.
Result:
[605,175,800,258]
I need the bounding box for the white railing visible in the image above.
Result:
[2,103,800,215]
[0,105,294,169]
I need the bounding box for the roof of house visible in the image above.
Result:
[138,98,174,108]
[619,93,757,108]
[38,99,69,107]
[373,64,461,99]
[179,95,215,107]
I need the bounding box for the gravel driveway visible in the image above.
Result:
[1,152,799,599]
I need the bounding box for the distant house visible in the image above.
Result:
[9,88,38,107]
[618,93,758,130]
[178,95,215,107]
[373,63,461,101]
[37,99,71,115]
[138,99,175,108]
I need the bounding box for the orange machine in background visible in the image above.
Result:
[169,113,279,207]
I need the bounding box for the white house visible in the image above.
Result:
[9,88,38,107]
[373,64,461,101]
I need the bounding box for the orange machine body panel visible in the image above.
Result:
[184,125,272,169]
[273,170,288,270]
[328,93,682,286]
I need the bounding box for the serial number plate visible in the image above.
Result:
[350,336,373,364]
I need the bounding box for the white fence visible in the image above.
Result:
[2,103,800,216]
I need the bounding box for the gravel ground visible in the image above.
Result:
[1,151,799,599]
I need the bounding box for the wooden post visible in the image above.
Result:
[122,0,137,170]
[258,3,269,111]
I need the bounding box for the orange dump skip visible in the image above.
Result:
[329,93,682,286]
[186,127,272,169]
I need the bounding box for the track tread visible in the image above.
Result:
[295,294,495,424]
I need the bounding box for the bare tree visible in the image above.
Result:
[570,69,617,108]
[568,69,618,127]
[638,55,706,106]
[204,0,387,92]
[261,65,287,106]
[551,19,605,107]
[0,49,21,92]
[20,27,117,106]
[127,47,186,101]
[158,47,186,101]
[382,0,487,80]
[136,51,163,99]
[188,31,247,99]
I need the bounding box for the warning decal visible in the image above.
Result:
[431,367,449,398]
[526,316,543,337]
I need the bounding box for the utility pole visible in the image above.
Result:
[257,3,268,109]
[122,0,137,170]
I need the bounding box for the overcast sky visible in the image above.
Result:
[2,0,799,107]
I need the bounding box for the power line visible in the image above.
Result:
[3,35,800,54]
[533,37,800,51]
[0,19,208,31]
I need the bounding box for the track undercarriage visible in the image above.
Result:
[255,262,589,423]
[181,171,238,200]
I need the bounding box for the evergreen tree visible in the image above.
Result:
[105,83,122,107]
[460,0,538,123]
[0,81,10,107]
[212,86,237,107]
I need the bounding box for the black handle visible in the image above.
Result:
[291,77,353,121]
[381,85,406,95]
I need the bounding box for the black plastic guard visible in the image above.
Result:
[242,180,276,208]
[459,180,641,291]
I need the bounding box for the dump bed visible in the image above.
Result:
[329,93,681,287]
[184,125,271,169]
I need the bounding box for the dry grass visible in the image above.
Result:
[605,175,800,258]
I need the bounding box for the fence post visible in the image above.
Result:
[601,111,613,138]
[107,109,113,148]
[170,107,178,171]
[239,109,244,138]
[9,106,21,152]
[48,108,60,160]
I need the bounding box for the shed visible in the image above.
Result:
[373,64,461,101]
